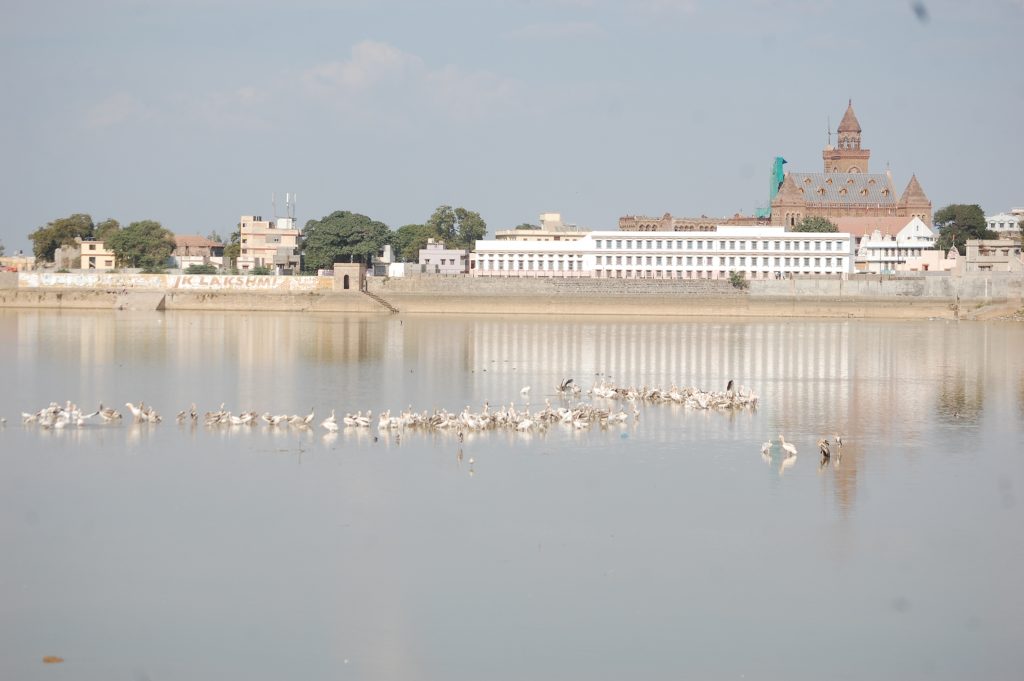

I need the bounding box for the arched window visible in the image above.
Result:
[343,274,350,290]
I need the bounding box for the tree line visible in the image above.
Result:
[300,205,486,272]
[28,215,176,270]
[27,205,491,273]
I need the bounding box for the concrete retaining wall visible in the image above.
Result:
[18,272,329,292]
[749,273,1024,301]
[0,289,383,313]
[3,271,1021,319]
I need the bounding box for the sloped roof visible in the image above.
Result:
[786,172,897,206]
[837,100,861,133]
[834,216,917,237]
[898,174,930,205]
[174,235,223,248]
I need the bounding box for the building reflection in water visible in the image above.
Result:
[8,309,1023,515]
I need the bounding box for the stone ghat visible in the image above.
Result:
[373,276,745,297]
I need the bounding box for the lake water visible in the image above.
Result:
[1,309,1023,680]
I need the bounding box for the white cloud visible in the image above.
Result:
[301,40,521,121]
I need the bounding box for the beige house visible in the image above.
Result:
[79,238,116,270]
[956,240,1023,274]
[237,215,301,274]
[495,212,589,242]
[173,235,224,270]
[897,248,958,273]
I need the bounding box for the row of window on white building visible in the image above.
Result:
[593,238,847,252]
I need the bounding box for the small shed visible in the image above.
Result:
[333,263,366,292]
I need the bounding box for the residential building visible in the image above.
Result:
[897,248,958,273]
[78,238,115,270]
[419,239,469,274]
[371,244,395,276]
[173,235,224,270]
[770,101,932,226]
[1,252,36,271]
[495,212,589,241]
[473,226,855,280]
[956,240,1023,274]
[845,216,937,273]
[985,208,1023,240]
[237,214,301,274]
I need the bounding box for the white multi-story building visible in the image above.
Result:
[853,217,937,273]
[986,208,1023,239]
[472,226,855,279]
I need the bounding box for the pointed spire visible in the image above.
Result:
[837,100,861,133]
[899,174,928,205]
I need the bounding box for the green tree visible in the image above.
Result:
[514,222,540,230]
[107,220,176,268]
[425,205,487,249]
[222,229,241,267]
[390,223,438,262]
[426,205,457,244]
[185,263,218,274]
[29,213,94,261]
[94,218,121,242]
[0,240,5,257]
[301,211,391,272]
[792,216,838,232]
[933,204,993,255]
[207,230,225,244]
[455,207,487,247]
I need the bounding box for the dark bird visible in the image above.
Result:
[911,1,929,24]
[726,379,734,393]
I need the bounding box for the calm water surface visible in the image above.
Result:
[1,309,1023,680]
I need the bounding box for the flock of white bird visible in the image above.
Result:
[8,379,842,475]
[11,378,759,437]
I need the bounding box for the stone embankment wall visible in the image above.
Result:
[17,272,329,292]
[3,269,1022,319]
[749,273,1024,300]
[370,273,1024,319]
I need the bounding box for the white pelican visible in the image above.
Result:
[125,402,143,420]
[761,440,772,462]
[520,386,531,396]
[833,433,844,448]
[778,434,798,457]
[321,409,339,432]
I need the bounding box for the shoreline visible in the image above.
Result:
[2,285,1021,320]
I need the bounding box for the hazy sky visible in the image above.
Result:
[1,0,1021,251]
